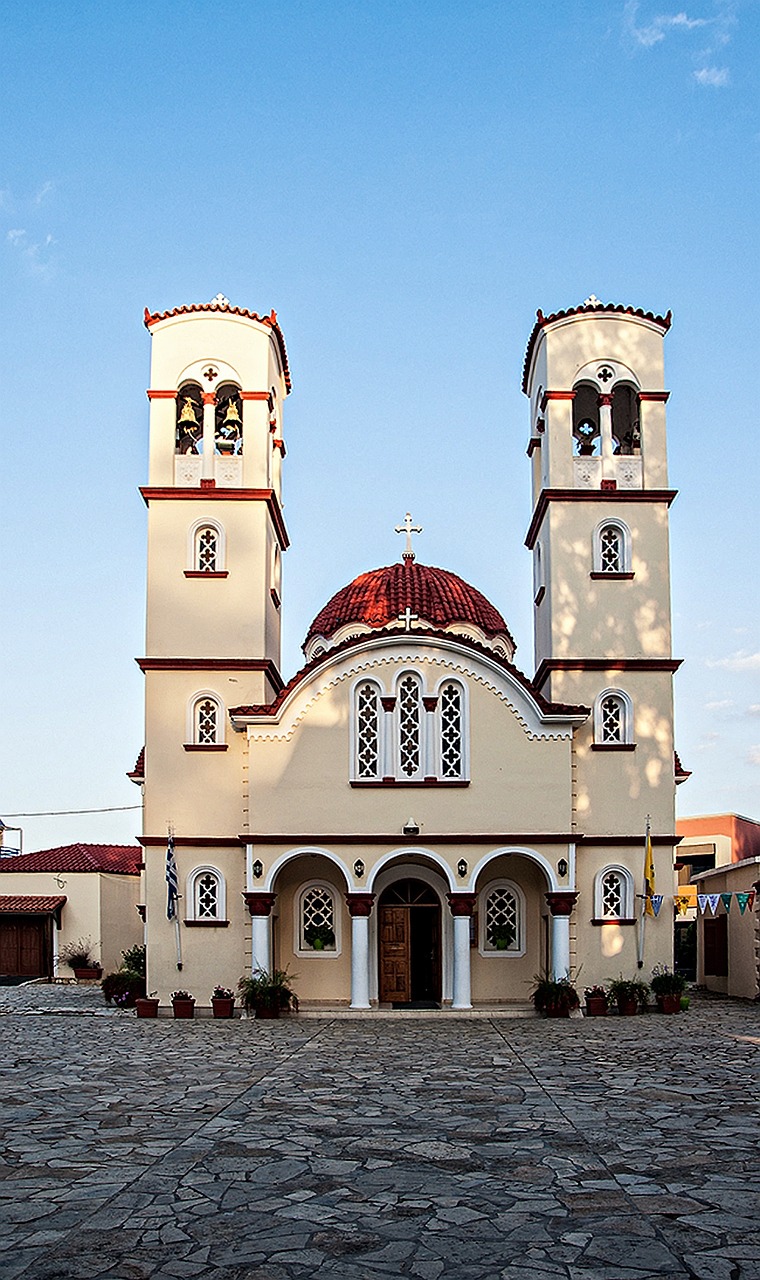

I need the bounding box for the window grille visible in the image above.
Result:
[485,887,519,951]
[197,527,218,572]
[301,886,335,950]
[599,526,621,573]
[398,676,421,776]
[440,683,462,778]
[600,696,623,743]
[357,684,380,778]
[196,872,219,919]
[197,699,218,744]
[601,871,623,917]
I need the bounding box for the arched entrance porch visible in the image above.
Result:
[378,879,442,1007]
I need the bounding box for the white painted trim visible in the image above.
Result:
[571,358,642,392]
[469,846,558,894]
[349,675,384,781]
[264,846,352,894]
[371,859,453,1004]
[432,674,469,781]
[592,518,632,574]
[294,879,342,958]
[368,848,457,893]
[594,864,634,918]
[392,669,425,782]
[176,359,242,391]
[478,878,527,958]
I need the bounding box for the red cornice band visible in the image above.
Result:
[525,489,678,549]
[139,486,290,550]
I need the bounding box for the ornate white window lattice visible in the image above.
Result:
[398,675,421,777]
[196,698,218,745]
[595,866,633,920]
[484,886,520,952]
[300,886,336,951]
[195,872,219,919]
[600,695,623,743]
[599,526,622,573]
[440,683,462,778]
[357,683,380,778]
[601,871,623,917]
[196,527,218,573]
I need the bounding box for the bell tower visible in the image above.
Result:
[522,298,680,841]
[139,295,291,841]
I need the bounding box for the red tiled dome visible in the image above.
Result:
[305,561,513,651]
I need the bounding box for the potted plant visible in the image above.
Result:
[488,922,515,951]
[650,965,687,1014]
[608,976,650,1016]
[583,985,609,1016]
[171,990,195,1019]
[531,974,580,1018]
[135,993,160,1018]
[60,937,102,981]
[303,923,336,951]
[238,968,298,1019]
[211,985,235,1019]
[101,970,146,1008]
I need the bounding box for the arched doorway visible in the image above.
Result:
[378,878,442,1006]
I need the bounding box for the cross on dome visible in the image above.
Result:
[394,512,422,562]
[398,605,419,631]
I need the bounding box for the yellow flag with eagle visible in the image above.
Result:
[644,819,655,917]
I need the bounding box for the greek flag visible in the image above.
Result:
[166,831,179,921]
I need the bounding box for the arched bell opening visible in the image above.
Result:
[611,382,641,455]
[572,382,600,456]
[215,382,243,455]
[175,382,203,455]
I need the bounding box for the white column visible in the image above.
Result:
[381,699,396,779]
[251,915,271,974]
[202,394,216,480]
[599,394,615,477]
[350,915,371,1010]
[551,913,571,980]
[452,915,472,1010]
[245,843,254,893]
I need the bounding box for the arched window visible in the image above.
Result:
[187,519,226,574]
[176,383,203,455]
[594,866,634,920]
[593,520,632,575]
[594,689,633,746]
[611,383,641,455]
[187,866,226,922]
[298,884,338,953]
[572,382,600,456]
[480,881,525,956]
[188,693,224,746]
[440,682,463,779]
[397,674,422,778]
[356,682,381,779]
[215,383,243,455]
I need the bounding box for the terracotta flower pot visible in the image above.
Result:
[172,998,195,1019]
[135,998,160,1019]
[656,993,681,1015]
[253,1002,280,1019]
[211,997,235,1019]
[616,998,638,1016]
[585,997,608,1017]
[73,966,103,981]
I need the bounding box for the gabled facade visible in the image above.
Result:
[136,296,681,1009]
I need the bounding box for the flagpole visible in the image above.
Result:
[166,822,183,971]
[637,814,651,969]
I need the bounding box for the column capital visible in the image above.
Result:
[243,891,276,917]
[422,696,439,712]
[447,892,478,917]
[597,393,613,408]
[346,892,375,917]
[545,891,579,917]
[202,392,216,406]
[380,697,397,712]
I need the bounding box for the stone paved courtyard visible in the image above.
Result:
[1,985,759,1280]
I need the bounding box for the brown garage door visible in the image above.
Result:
[0,914,53,978]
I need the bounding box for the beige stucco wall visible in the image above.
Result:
[0,870,141,975]
[695,860,760,1000]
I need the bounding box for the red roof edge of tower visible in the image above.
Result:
[143,303,292,392]
[521,302,672,396]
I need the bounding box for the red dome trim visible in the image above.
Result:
[304,562,514,650]
[143,302,292,392]
[522,301,672,396]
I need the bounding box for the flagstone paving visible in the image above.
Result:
[0,985,759,1279]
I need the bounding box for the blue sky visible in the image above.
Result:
[1,0,758,852]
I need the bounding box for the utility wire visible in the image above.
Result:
[1,805,142,818]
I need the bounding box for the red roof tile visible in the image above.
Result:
[0,895,67,915]
[305,561,515,650]
[127,746,145,784]
[143,301,292,392]
[522,301,672,395]
[0,844,142,876]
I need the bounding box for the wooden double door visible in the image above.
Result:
[378,879,442,1005]
[0,915,52,979]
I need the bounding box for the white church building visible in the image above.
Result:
[132,295,683,1009]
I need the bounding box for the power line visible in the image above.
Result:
[1,805,142,818]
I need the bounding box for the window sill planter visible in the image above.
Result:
[74,966,103,981]
[211,997,235,1019]
[135,997,160,1019]
[172,997,195,1019]
[656,994,681,1015]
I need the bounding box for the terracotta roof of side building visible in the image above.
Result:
[0,844,142,876]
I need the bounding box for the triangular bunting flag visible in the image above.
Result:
[674,895,690,917]
[651,894,663,917]
[720,893,732,914]
[737,892,751,914]
[697,894,709,914]
[706,893,721,916]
